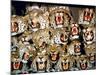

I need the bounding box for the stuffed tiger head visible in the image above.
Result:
[82,25,95,45]
[77,55,89,70]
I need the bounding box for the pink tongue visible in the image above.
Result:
[57,16,61,22]
[15,62,19,68]
[72,27,77,34]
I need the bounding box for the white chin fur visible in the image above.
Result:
[86,41,92,44]
[56,25,63,28]
[70,35,79,40]
[32,28,38,31]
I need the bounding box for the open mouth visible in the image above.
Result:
[39,65,44,69]
[11,22,19,32]
[72,27,78,35]
[51,54,57,61]
[84,14,90,21]
[62,62,69,70]
[14,62,20,69]
[38,62,45,69]
[60,34,68,42]
[84,13,93,21]
[56,15,63,25]
[57,16,61,23]
[80,63,87,70]
[74,46,80,53]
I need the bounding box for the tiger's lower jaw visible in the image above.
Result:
[62,68,69,71]
[85,41,93,44]
[80,64,87,70]
[61,64,69,71]
[62,67,69,71]
[37,64,47,72]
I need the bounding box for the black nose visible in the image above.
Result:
[39,57,43,60]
